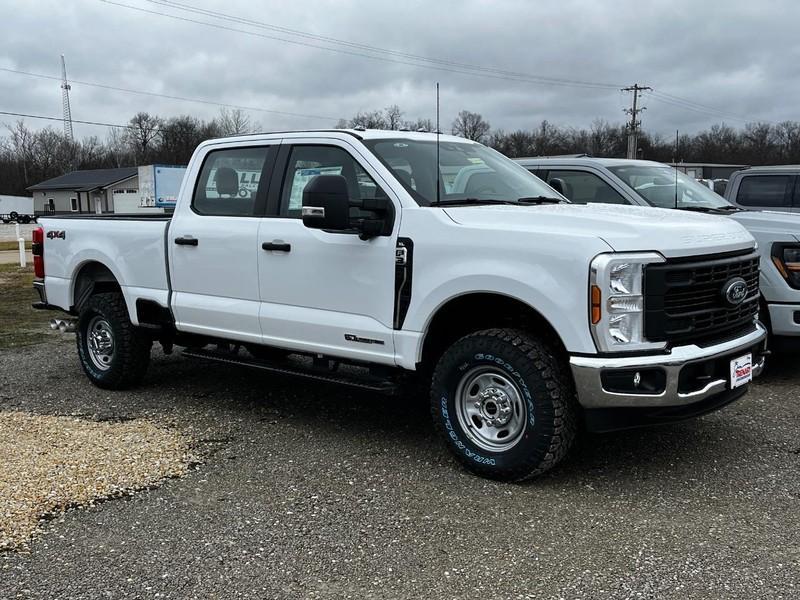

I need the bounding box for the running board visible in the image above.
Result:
[181,348,397,393]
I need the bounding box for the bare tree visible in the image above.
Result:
[127,112,162,163]
[451,110,491,142]
[218,108,253,136]
[385,105,404,130]
[106,127,132,168]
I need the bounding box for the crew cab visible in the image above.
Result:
[31,131,767,481]
[517,156,800,353]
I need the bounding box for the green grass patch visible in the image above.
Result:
[0,264,69,349]
[0,241,32,251]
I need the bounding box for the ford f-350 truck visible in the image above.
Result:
[31,130,767,481]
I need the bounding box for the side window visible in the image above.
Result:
[795,177,800,207]
[546,170,628,205]
[280,145,387,218]
[193,146,269,216]
[527,168,547,182]
[736,175,791,208]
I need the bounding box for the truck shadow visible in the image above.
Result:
[139,350,791,489]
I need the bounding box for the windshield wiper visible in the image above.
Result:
[516,196,563,204]
[429,198,518,207]
[678,206,721,213]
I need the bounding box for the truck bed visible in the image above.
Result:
[38,213,172,220]
[38,215,171,323]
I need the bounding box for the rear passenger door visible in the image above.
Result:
[169,142,279,343]
[733,174,795,212]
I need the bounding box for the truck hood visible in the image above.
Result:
[727,209,800,243]
[443,203,754,258]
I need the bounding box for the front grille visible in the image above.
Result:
[644,251,760,346]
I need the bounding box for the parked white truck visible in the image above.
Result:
[516,156,800,354]
[31,130,767,480]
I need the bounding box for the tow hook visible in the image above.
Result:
[49,318,77,333]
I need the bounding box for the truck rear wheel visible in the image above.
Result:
[430,328,577,481]
[76,292,151,389]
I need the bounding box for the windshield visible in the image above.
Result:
[608,164,733,210]
[363,138,562,206]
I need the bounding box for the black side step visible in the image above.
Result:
[181,348,397,394]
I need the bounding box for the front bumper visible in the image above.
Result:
[569,322,768,410]
[767,303,800,337]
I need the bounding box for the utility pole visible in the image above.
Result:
[60,54,74,141]
[621,83,651,159]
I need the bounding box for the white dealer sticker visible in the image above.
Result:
[730,353,753,389]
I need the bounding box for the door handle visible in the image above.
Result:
[262,241,291,252]
[174,236,199,246]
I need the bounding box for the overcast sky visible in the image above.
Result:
[1,0,799,140]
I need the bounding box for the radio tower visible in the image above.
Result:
[60,54,74,141]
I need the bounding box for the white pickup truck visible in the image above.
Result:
[31,130,767,481]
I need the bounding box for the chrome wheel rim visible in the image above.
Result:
[454,366,527,452]
[87,315,115,371]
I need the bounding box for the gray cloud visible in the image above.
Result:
[1,0,798,140]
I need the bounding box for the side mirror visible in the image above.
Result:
[548,177,566,196]
[302,175,351,231]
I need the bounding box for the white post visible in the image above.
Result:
[18,238,26,268]
[15,222,20,240]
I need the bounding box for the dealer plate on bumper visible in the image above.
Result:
[730,353,753,389]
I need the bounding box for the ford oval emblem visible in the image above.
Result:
[722,277,748,307]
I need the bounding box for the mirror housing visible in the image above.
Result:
[548,177,566,196]
[301,175,351,231]
[302,174,394,239]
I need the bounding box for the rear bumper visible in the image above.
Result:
[31,279,58,311]
[569,322,768,411]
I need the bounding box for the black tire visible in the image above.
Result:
[9,211,18,222]
[20,215,30,224]
[76,292,151,389]
[430,328,578,481]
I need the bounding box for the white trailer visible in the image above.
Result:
[138,164,187,210]
[0,194,36,223]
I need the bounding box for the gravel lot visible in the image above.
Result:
[0,411,194,551]
[1,340,798,599]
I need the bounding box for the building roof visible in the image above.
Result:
[27,167,138,192]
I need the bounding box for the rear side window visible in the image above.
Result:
[193,147,269,216]
[546,170,628,205]
[736,175,792,208]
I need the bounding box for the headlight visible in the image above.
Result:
[771,243,800,289]
[590,252,667,353]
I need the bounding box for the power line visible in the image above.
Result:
[98,0,622,90]
[0,67,340,122]
[0,110,132,129]
[646,91,771,125]
[144,0,624,90]
[105,0,770,125]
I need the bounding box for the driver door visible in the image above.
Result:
[256,139,400,364]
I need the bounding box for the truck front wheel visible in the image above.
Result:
[430,328,577,481]
[76,292,151,389]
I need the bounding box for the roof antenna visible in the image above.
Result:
[674,129,679,209]
[436,82,441,205]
